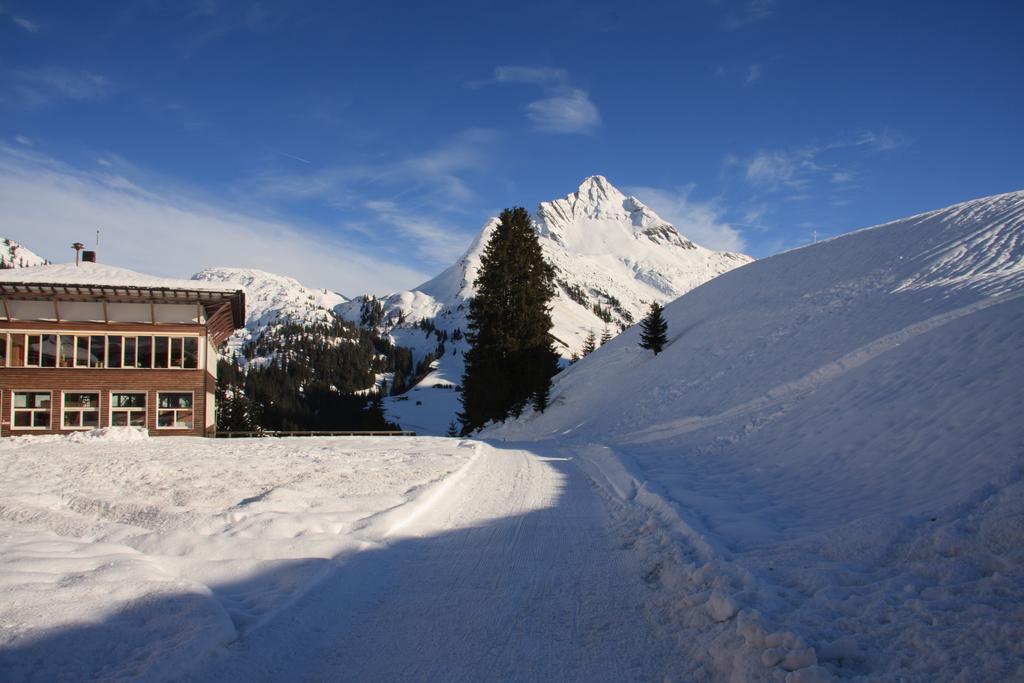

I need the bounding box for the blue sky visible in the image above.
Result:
[1,0,1022,294]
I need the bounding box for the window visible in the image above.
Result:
[1,332,201,370]
[123,336,137,368]
[111,391,147,427]
[41,334,58,368]
[170,337,183,368]
[63,391,100,429]
[59,335,75,367]
[75,335,89,367]
[137,336,152,368]
[26,334,40,366]
[107,336,123,368]
[90,336,105,368]
[9,334,25,367]
[13,391,51,429]
[184,337,199,369]
[157,392,193,429]
[154,336,169,369]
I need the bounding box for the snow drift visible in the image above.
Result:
[493,189,1024,681]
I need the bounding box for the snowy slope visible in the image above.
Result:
[338,176,751,434]
[192,267,348,358]
[491,189,1024,681]
[1,237,48,268]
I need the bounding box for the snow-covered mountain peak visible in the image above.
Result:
[192,267,348,355]
[1,237,48,269]
[537,176,696,252]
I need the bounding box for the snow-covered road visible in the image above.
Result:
[190,443,683,681]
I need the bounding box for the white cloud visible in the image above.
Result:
[745,150,806,189]
[525,89,601,135]
[725,0,777,29]
[625,185,746,253]
[492,66,568,86]
[485,66,601,135]
[363,200,470,263]
[0,146,431,295]
[12,16,39,32]
[745,63,762,84]
[14,135,32,146]
[2,67,112,108]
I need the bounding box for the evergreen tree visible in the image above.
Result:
[600,326,612,345]
[639,302,669,355]
[446,420,458,437]
[459,207,558,433]
[582,329,596,356]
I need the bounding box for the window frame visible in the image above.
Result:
[109,390,148,428]
[11,390,52,431]
[2,331,204,370]
[156,391,194,430]
[61,390,101,431]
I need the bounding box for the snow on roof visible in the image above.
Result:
[0,261,241,294]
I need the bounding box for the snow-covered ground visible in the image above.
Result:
[0,430,696,681]
[0,430,476,680]
[491,188,1024,681]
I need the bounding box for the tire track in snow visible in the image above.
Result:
[186,444,684,681]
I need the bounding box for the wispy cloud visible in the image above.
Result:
[0,145,431,294]
[525,89,601,135]
[483,65,601,135]
[724,0,778,29]
[625,184,746,253]
[362,200,470,263]
[1,66,112,109]
[12,15,39,32]
[241,129,496,268]
[254,128,498,206]
[738,128,908,193]
[492,66,569,86]
[713,63,764,86]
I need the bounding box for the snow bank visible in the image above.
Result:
[0,436,474,679]
[492,189,1024,681]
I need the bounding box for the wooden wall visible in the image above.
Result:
[0,368,212,437]
[0,320,216,437]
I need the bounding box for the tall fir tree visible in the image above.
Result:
[600,326,612,345]
[582,329,597,356]
[459,207,559,433]
[639,302,669,355]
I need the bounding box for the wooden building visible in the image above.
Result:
[0,259,245,437]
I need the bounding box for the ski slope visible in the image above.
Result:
[491,189,1024,681]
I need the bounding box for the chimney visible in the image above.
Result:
[82,251,97,263]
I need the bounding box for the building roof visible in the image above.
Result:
[0,262,246,333]
[0,262,239,292]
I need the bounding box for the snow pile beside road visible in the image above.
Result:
[0,436,475,680]
[491,189,1024,681]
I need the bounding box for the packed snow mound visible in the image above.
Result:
[1,237,47,268]
[193,267,348,356]
[491,188,1024,681]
